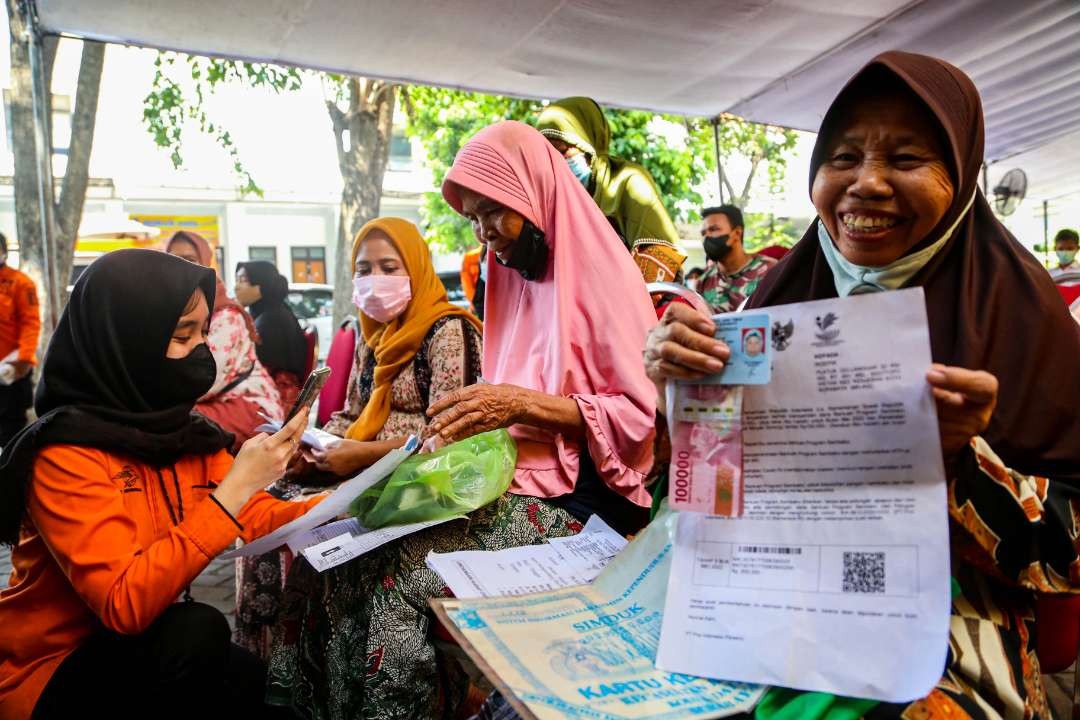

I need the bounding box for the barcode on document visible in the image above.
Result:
[842,551,886,593]
[737,545,802,555]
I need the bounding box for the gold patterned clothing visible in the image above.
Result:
[858,436,1078,719]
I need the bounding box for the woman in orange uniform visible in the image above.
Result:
[0,249,315,719]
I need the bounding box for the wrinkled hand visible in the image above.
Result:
[926,364,997,463]
[644,302,729,386]
[310,439,370,476]
[426,383,528,444]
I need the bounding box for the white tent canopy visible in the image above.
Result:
[36,0,1080,200]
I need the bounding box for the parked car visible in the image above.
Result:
[438,270,471,310]
[287,283,335,361]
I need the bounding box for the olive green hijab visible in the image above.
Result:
[538,97,679,249]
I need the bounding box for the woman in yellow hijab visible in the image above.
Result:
[303,217,483,475]
[237,218,483,658]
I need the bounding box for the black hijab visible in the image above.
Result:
[237,261,307,378]
[0,249,233,544]
[748,51,1080,483]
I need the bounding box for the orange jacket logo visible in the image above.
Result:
[114,466,140,492]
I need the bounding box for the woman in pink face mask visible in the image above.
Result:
[289,217,483,479]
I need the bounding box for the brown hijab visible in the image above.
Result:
[749,51,1080,482]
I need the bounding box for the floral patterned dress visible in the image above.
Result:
[322,316,480,441]
[265,317,589,719]
[195,305,283,441]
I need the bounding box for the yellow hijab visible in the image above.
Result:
[345,217,482,441]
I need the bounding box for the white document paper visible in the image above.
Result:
[300,516,463,572]
[221,436,419,559]
[286,517,363,554]
[426,515,628,599]
[656,288,951,702]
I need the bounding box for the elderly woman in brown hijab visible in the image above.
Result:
[645,52,1080,717]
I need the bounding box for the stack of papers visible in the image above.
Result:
[426,515,627,598]
[430,509,763,720]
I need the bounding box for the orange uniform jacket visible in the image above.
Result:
[0,265,41,365]
[0,445,321,719]
[460,246,482,307]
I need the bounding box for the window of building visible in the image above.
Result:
[388,129,413,171]
[291,246,326,284]
[248,246,277,266]
[3,91,71,156]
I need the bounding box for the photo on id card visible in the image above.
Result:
[700,312,771,385]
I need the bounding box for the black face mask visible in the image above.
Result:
[703,234,731,263]
[496,220,549,281]
[154,343,217,409]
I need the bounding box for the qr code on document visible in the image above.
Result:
[841,551,885,593]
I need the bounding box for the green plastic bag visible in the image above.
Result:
[349,429,517,529]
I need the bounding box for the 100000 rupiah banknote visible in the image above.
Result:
[669,384,743,516]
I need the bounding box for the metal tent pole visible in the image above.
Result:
[711,117,724,205]
[21,0,59,329]
[1043,200,1049,268]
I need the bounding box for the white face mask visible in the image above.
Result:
[352,274,412,323]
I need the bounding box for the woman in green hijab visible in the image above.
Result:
[538,96,680,251]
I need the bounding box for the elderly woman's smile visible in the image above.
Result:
[812,87,955,268]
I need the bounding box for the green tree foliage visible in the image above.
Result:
[403,87,799,253]
[744,212,813,252]
[143,53,303,196]
[143,54,799,256]
[606,111,714,223]
[400,86,540,253]
[700,114,801,208]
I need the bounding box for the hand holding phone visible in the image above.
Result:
[285,366,332,424]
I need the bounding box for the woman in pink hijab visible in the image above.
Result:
[267,122,658,720]
[430,120,659,531]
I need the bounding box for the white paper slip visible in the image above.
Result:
[656,288,951,703]
[255,421,341,451]
[221,435,419,559]
[286,517,363,554]
[426,515,627,599]
[301,516,463,572]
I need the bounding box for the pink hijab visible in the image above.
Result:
[443,121,657,507]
